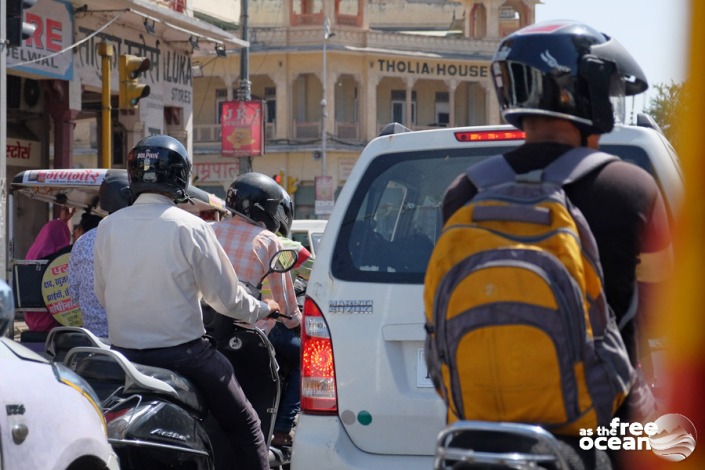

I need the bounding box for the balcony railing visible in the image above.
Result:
[250,27,499,58]
[294,121,321,140]
[335,121,359,140]
[193,124,222,143]
[292,12,324,26]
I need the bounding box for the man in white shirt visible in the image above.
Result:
[94,135,278,470]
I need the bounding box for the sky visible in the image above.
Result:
[535,0,690,121]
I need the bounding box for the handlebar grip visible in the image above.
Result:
[267,310,293,320]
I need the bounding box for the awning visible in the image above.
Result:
[74,0,248,51]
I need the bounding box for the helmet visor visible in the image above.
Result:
[492,60,592,129]
[609,75,627,125]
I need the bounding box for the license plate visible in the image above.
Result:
[417,348,433,388]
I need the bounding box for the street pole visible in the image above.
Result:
[238,0,252,174]
[1,0,7,280]
[98,42,113,169]
[321,16,331,177]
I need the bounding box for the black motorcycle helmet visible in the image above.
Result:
[276,186,294,238]
[99,170,132,214]
[226,172,283,233]
[491,20,648,135]
[127,135,192,201]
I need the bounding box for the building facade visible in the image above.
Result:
[191,0,538,218]
[4,0,245,262]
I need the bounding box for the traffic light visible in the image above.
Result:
[273,170,285,187]
[6,0,37,48]
[119,54,152,109]
[287,176,299,194]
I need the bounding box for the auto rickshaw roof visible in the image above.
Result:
[11,168,228,217]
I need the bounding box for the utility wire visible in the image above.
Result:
[8,13,124,68]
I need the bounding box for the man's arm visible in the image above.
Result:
[636,192,674,331]
[270,270,302,328]
[195,225,278,324]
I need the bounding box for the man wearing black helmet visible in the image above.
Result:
[213,172,302,448]
[441,20,672,465]
[94,135,279,470]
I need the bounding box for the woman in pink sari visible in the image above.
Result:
[24,207,74,331]
[26,219,71,260]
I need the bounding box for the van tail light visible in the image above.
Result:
[454,129,525,142]
[300,296,337,414]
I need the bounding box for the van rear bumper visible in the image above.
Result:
[291,414,433,470]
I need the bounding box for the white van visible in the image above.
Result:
[291,123,683,469]
[0,281,119,470]
[290,219,328,256]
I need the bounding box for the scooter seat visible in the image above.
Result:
[133,363,207,416]
[74,355,206,415]
[74,355,127,402]
[52,332,97,363]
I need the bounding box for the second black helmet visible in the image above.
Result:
[99,170,133,214]
[226,172,284,233]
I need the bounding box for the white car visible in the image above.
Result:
[292,122,683,469]
[0,282,119,470]
[291,219,328,257]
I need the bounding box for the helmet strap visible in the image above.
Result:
[580,132,589,147]
[580,55,617,134]
[174,188,194,205]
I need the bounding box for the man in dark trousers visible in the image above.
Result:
[442,21,673,467]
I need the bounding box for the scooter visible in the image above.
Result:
[202,250,301,468]
[50,248,298,470]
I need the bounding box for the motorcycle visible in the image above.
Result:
[49,248,299,470]
[433,421,571,470]
[433,420,619,470]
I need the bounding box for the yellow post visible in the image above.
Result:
[97,42,113,169]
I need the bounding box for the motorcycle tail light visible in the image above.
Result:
[104,407,130,423]
[301,296,337,414]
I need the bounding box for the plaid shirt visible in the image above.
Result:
[213,214,301,330]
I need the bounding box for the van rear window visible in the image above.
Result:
[332,144,660,285]
[332,147,516,284]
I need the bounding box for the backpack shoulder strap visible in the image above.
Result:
[465,148,619,191]
[465,154,515,190]
[543,147,619,186]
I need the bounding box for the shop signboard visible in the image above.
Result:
[221,101,264,157]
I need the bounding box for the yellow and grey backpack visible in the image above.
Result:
[423,148,636,436]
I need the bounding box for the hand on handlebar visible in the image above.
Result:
[268,310,294,320]
[264,299,293,321]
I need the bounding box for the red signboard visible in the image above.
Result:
[221,100,265,157]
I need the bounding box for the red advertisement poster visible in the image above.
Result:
[221,101,264,157]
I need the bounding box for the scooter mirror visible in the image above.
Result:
[270,249,298,274]
[256,249,299,290]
